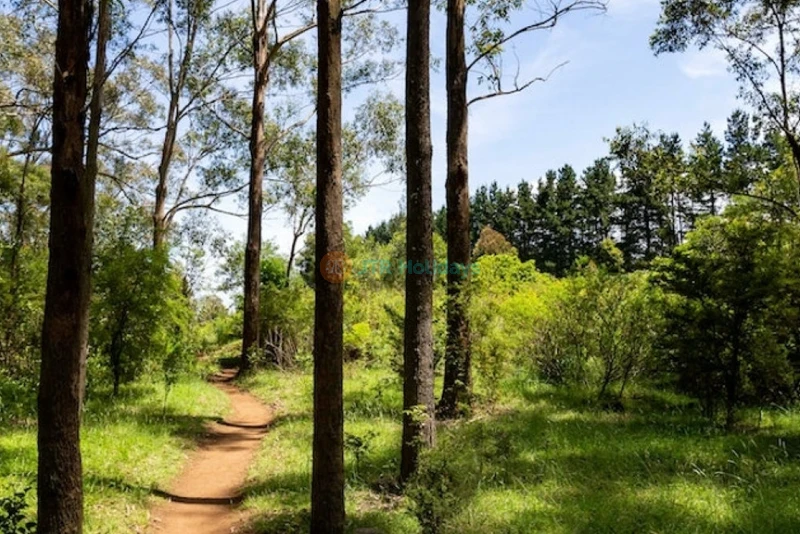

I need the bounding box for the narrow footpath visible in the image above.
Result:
[147,368,272,534]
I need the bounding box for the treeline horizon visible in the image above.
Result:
[367,109,791,276]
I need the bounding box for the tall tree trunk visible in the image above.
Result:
[86,0,109,189]
[10,135,35,285]
[242,0,270,371]
[440,0,472,418]
[153,67,179,247]
[153,92,179,249]
[287,230,300,280]
[400,0,435,483]
[725,313,744,431]
[311,0,345,531]
[37,0,93,532]
[152,0,196,249]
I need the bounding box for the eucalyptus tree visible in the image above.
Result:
[0,2,55,277]
[0,3,54,368]
[265,93,403,282]
[652,0,800,201]
[223,0,401,368]
[401,0,435,482]
[312,0,345,529]
[439,0,606,417]
[149,0,246,249]
[37,0,93,531]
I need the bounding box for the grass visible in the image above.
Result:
[239,362,418,533]
[238,364,800,534]
[5,356,800,533]
[0,374,229,533]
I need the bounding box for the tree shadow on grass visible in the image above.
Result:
[432,398,800,533]
[246,508,310,534]
[0,441,37,479]
[482,484,725,534]
[108,407,221,441]
[242,470,311,507]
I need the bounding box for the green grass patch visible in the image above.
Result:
[0,376,229,533]
[239,365,800,534]
[240,363,417,533]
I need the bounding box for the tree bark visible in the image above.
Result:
[440,0,472,418]
[400,0,435,483]
[241,0,270,371]
[311,0,345,531]
[85,0,109,189]
[152,0,197,249]
[37,0,93,532]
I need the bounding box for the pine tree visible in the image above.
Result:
[534,171,559,273]
[516,180,538,262]
[688,123,725,218]
[610,125,672,267]
[578,158,616,257]
[554,165,580,275]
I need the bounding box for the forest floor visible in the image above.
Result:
[0,371,231,532]
[235,361,800,534]
[147,367,273,534]
[5,356,800,533]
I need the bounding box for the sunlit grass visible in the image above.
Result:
[240,364,800,534]
[6,359,800,533]
[0,376,229,533]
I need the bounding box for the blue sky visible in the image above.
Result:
[250,0,741,254]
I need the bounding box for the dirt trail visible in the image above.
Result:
[147,368,272,534]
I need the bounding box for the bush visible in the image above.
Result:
[655,212,800,427]
[0,486,35,534]
[530,264,661,398]
[406,424,513,534]
[260,276,313,367]
[469,253,554,399]
[90,202,197,395]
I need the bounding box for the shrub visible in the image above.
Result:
[0,486,35,534]
[530,264,661,398]
[655,212,800,427]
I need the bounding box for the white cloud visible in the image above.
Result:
[679,48,728,79]
[609,0,660,17]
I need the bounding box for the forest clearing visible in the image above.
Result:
[5,0,800,533]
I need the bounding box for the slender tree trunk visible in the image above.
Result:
[153,0,196,249]
[400,0,435,483]
[82,0,110,403]
[440,0,472,419]
[4,120,45,370]
[242,0,270,371]
[311,0,345,531]
[287,231,300,280]
[725,314,744,431]
[86,0,109,188]
[10,144,33,285]
[37,0,93,532]
[153,98,179,249]
[153,71,180,248]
